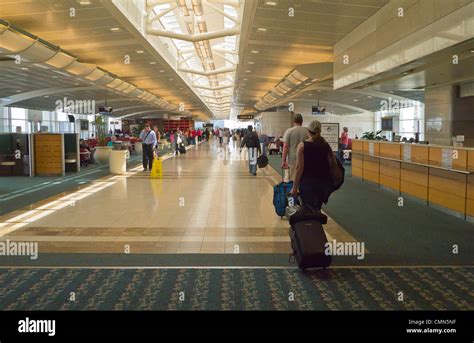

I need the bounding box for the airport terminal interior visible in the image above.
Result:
[0,0,473,311]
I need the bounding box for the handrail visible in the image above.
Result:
[352,152,471,175]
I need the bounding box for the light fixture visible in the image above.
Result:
[353,99,358,102]
[110,27,121,32]
[16,90,22,93]
[78,0,91,5]
[367,96,372,98]
[248,61,254,65]
[160,70,165,73]
[136,50,144,54]
[251,50,259,54]
[245,70,251,73]
[257,28,267,32]
[44,95,49,98]
[150,62,156,65]
[265,1,277,5]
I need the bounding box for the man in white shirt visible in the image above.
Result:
[282,113,308,181]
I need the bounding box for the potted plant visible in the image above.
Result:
[131,122,146,155]
[93,115,112,164]
[361,130,383,141]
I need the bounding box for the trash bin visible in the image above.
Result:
[109,150,128,174]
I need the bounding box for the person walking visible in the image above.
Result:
[282,113,308,181]
[338,127,349,163]
[139,124,157,171]
[290,120,342,213]
[240,125,261,176]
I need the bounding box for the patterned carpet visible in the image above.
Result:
[0,267,472,310]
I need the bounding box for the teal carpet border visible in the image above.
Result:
[0,267,472,310]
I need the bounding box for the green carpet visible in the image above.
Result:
[267,155,474,266]
[0,267,472,310]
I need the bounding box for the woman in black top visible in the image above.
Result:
[290,120,341,210]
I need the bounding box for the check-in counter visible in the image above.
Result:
[352,140,473,221]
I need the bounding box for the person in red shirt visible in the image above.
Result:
[338,127,349,163]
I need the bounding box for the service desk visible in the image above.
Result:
[352,140,474,221]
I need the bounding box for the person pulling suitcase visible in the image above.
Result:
[286,120,344,270]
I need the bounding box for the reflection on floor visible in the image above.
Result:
[0,267,472,310]
[0,141,358,254]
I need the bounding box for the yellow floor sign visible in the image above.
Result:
[150,157,163,179]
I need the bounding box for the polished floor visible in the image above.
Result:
[0,140,358,254]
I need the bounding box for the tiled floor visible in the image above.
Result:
[0,141,359,254]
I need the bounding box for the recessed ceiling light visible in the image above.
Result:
[20,67,28,70]
[44,95,49,98]
[169,78,174,81]
[251,50,259,54]
[52,76,58,79]
[257,28,267,32]
[16,90,22,93]
[265,1,277,5]
[110,27,121,32]
[248,61,254,65]
[136,50,144,54]
[150,61,156,64]
[367,96,372,98]
[243,78,248,81]
[160,70,165,73]
[78,0,91,5]
[308,94,312,96]
[245,70,251,73]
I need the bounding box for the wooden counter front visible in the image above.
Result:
[400,162,429,201]
[351,140,472,218]
[34,134,63,176]
[362,155,379,184]
[379,159,400,191]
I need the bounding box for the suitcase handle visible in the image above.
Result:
[282,166,292,183]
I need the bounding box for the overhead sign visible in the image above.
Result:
[237,114,254,120]
[320,123,339,152]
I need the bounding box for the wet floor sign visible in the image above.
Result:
[150,157,162,179]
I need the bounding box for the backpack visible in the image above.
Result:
[245,132,259,148]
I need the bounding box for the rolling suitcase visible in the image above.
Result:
[289,220,331,270]
[257,154,268,168]
[285,204,328,226]
[179,143,186,154]
[273,169,293,218]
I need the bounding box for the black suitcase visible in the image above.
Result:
[179,144,186,154]
[285,204,328,226]
[257,154,268,168]
[289,220,331,270]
